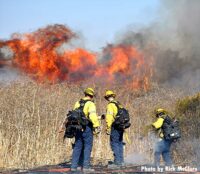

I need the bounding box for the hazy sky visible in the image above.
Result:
[0,0,160,51]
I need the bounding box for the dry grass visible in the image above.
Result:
[0,81,199,169]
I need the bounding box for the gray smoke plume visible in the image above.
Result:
[115,0,200,91]
[0,46,19,82]
[0,67,20,82]
[156,0,200,89]
[1,0,200,88]
[0,46,13,60]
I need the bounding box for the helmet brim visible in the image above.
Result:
[84,92,94,97]
[104,94,116,99]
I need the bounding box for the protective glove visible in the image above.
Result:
[106,127,111,135]
[93,127,101,135]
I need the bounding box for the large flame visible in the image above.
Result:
[99,44,152,90]
[0,24,152,89]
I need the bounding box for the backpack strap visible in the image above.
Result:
[79,99,91,108]
[160,114,167,119]
[109,101,124,117]
[162,115,172,124]
[109,101,123,109]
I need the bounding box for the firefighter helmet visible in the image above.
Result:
[104,90,116,99]
[84,88,94,96]
[155,108,166,116]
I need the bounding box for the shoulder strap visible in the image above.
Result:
[160,115,166,119]
[79,99,91,108]
[110,101,123,111]
[161,115,173,127]
[161,115,171,120]
[110,101,123,109]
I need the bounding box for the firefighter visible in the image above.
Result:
[70,87,100,172]
[104,90,124,167]
[152,108,173,166]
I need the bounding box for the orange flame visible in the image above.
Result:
[97,44,153,90]
[0,24,153,89]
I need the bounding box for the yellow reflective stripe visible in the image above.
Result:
[106,102,117,128]
[107,111,114,115]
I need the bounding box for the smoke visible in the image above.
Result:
[125,152,147,165]
[0,46,13,60]
[192,138,200,166]
[0,46,19,82]
[0,67,20,82]
[1,0,200,90]
[155,0,200,89]
[114,0,200,90]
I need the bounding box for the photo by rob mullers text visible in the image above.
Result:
[141,165,198,173]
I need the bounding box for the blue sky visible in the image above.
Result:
[0,0,160,51]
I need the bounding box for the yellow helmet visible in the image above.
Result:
[84,87,95,96]
[104,90,116,98]
[155,108,166,116]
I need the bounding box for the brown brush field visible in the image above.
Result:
[0,81,199,169]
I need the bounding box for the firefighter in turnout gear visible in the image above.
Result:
[105,90,125,167]
[70,87,100,172]
[152,108,173,166]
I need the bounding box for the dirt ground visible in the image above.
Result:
[1,162,199,174]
